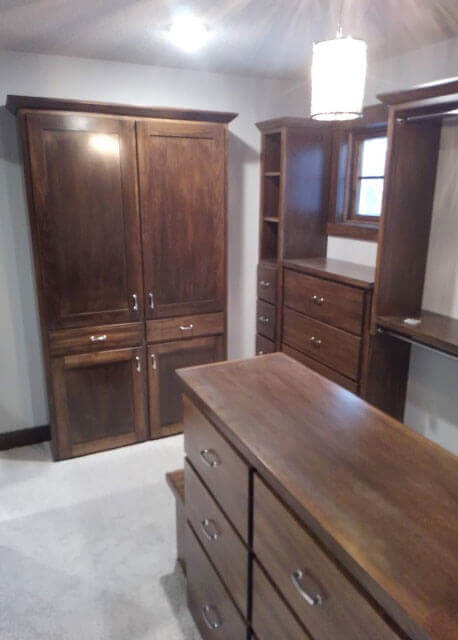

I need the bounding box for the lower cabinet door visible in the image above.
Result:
[51,347,148,459]
[148,335,225,439]
[185,522,246,640]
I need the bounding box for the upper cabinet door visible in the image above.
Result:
[26,112,144,329]
[137,120,226,319]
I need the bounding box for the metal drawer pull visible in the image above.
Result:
[260,280,271,287]
[291,569,324,607]
[258,350,264,355]
[200,448,220,468]
[90,334,107,343]
[258,315,270,325]
[311,295,325,305]
[179,323,194,331]
[151,353,157,371]
[201,519,220,542]
[132,293,139,311]
[202,604,222,630]
[135,356,141,373]
[148,292,154,310]
[310,336,322,347]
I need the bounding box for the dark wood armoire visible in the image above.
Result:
[7,95,236,460]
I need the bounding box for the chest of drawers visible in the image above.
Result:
[175,354,458,640]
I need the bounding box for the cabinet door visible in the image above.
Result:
[148,336,224,439]
[137,120,226,319]
[27,112,143,329]
[51,347,148,459]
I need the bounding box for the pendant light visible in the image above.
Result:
[310,0,367,121]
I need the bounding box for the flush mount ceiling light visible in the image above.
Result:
[310,0,367,121]
[165,15,211,53]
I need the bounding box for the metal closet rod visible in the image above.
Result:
[377,328,458,362]
[399,109,458,123]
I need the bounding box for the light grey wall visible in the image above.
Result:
[0,50,293,434]
[278,39,458,454]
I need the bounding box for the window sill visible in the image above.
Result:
[327,222,379,243]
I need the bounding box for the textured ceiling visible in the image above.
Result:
[1,0,458,78]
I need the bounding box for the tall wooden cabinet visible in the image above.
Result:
[7,95,236,460]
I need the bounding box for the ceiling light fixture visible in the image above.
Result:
[165,15,211,53]
[310,0,367,121]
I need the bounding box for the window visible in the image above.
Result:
[348,131,388,221]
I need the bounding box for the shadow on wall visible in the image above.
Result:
[227,131,259,360]
[405,346,458,454]
[0,107,48,432]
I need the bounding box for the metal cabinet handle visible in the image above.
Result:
[135,355,141,373]
[291,569,324,607]
[258,315,270,325]
[311,295,325,305]
[201,519,220,542]
[132,293,139,311]
[148,292,154,310]
[179,323,194,332]
[90,334,107,343]
[310,336,322,347]
[258,350,264,355]
[151,353,157,371]
[202,604,222,630]
[200,448,220,468]
[260,280,271,288]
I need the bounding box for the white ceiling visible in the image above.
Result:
[1,0,457,78]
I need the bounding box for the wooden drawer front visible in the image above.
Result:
[184,396,249,542]
[185,460,248,615]
[146,312,224,343]
[283,308,361,380]
[284,269,366,335]
[257,264,277,304]
[257,300,276,341]
[186,523,246,640]
[49,323,143,356]
[253,476,400,640]
[256,334,275,356]
[252,561,310,640]
[282,344,358,393]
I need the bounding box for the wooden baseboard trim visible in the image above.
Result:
[0,425,51,451]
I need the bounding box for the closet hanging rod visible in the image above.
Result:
[377,328,458,362]
[399,109,458,123]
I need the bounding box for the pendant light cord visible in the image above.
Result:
[337,0,344,37]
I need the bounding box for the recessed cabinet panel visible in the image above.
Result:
[26,112,143,329]
[148,335,225,439]
[137,120,225,319]
[51,347,148,459]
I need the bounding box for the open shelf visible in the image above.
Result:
[263,132,282,173]
[377,311,458,358]
[260,218,279,262]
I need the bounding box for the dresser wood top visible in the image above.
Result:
[283,257,375,288]
[177,353,458,640]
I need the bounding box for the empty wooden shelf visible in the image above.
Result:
[378,311,458,357]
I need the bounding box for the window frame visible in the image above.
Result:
[346,127,388,223]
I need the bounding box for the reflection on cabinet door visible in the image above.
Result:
[26,112,144,329]
[148,335,225,439]
[51,347,148,459]
[137,120,226,319]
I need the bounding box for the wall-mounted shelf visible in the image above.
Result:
[378,311,458,358]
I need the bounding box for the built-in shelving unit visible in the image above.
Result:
[378,312,458,358]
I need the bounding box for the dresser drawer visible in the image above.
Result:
[284,269,367,335]
[252,561,310,640]
[253,476,400,640]
[257,263,277,304]
[146,312,224,343]
[183,396,249,542]
[257,300,276,341]
[49,322,143,356]
[256,334,275,355]
[282,344,358,393]
[186,523,246,640]
[185,459,248,616]
[283,308,361,380]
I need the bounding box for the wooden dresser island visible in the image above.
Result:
[173,353,458,640]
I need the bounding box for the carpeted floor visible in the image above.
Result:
[0,435,201,640]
